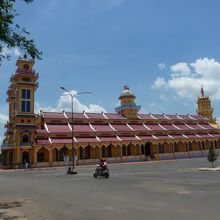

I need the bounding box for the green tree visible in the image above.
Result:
[207,146,217,168]
[0,0,42,63]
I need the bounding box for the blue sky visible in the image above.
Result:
[1,0,220,142]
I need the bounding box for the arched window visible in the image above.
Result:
[174,143,178,152]
[107,145,112,157]
[214,140,218,149]
[59,146,67,161]
[188,142,192,151]
[127,144,131,156]
[84,146,90,159]
[53,149,59,161]
[158,143,164,153]
[122,145,127,156]
[102,146,107,158]
[22,135,29,143]
[79,147,83,159]
[141,145,145,155]
[22,151,29,163]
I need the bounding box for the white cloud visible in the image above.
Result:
[190,58,220,79]
[0,47,21,58]
[158,63,166,70]
[171,62,191,77]
[152,77,166,89]
[35,90,106,114]
[152,58,220,100]
[0,113,8,124]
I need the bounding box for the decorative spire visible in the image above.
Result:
[201,86,204,97]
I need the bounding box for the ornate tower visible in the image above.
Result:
[115,85,141,118]
[197,86,215,123]
[4,54,39,166]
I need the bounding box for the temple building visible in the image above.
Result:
[1,56,220,168]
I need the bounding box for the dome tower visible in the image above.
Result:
[115,85,141,118]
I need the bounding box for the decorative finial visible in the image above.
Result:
[124,85,129,90]
[201,86,204,96]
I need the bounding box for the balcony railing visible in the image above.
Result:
[19,142,33,146]
[115,104,141,112]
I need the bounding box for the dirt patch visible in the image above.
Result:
[0,201,28,220]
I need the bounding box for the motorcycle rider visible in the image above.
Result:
[94,158,110,178]
[99,159,108,172]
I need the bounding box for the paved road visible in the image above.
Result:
[0,158,220,220]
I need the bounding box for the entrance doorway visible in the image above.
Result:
[141,142,152,158]
[22,151,29,163]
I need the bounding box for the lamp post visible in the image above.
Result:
[60,87,91,174]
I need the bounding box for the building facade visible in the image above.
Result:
[1,56,220,168]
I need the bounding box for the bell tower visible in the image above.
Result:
[115,85,141,118]
[197,86,215,123]
[5,53,39,166]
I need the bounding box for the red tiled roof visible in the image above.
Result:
[77,137,99,143]
[151,114,168,120]
[85,113,106,120]
[186,124,206,130]
[51,138,73,144]
[65,112,87,120]
[210,133,220,138]
[198,123,217,130]
[139,135,157,140]
[197,134,212,138]
[174,124,193,130]
[120,136,138,141]
[35,112,220,144]
[36,139,50,144]
[47,124,71,133]
[42,112,65,119]
[92,124,114,132]
[170,134,187,139]
[189,115,207,120]
[36,129,48,134]
[183,134,199,139]
[100,136,120,142]
[138,114,155,120]
[128,124,149,131]
[111,124,132,132]
[165,114,182,120]
[178,114,192,120]
[104,113,126,120]
[160,124,180,131]
[144,124,165,131]
[73,124,94,132]
[155,135,173,140]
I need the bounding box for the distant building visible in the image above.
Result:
[1,56,220,168]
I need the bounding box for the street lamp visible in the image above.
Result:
[60,86,91,174]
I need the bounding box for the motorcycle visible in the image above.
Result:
[93,164,110,178]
